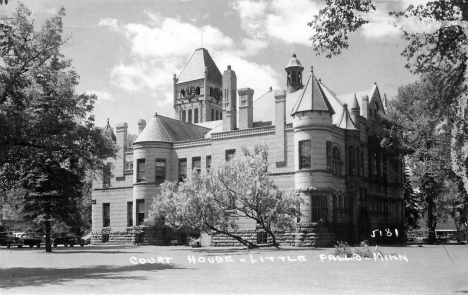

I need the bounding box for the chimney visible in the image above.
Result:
[238,88,254,130]
[362,95,369,119]
[222,65,237,132]
[274,90,287,165]
[115,122,128,178]
[138,119,146,134]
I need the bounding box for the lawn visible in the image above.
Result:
[1,244,467,294]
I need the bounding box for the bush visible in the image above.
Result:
[332,240,386,258]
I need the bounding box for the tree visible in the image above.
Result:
[149,144,303,249]
[0,4,117,252]
[403,169,419,231]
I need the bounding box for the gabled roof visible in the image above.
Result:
[177,48,222,85]
[134,113,211,143]
[291,71,334,116]
[336,105,358,130]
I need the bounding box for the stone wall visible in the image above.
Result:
[90,227,144,245]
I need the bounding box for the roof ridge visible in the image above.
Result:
[253,89,275,103]
[157,116,175,142]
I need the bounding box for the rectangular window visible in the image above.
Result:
[257,232,268,244]
[127,201,133,227]
[311,195,328,222]
[192,157,201,173]
[299,140,311,169]
[179,158,187,181]
[137,159,146,182]
[206,155,212,171]
[136,199,145,226]
[326,141,332,170]
[103,203,110,227]
[225,149,236,161]
[102,234,109,243]
[155,159,166,184]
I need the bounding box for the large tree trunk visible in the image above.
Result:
[427,197,436,244]
[45,219,52,252]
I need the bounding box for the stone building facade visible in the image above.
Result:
[91,48,404,246]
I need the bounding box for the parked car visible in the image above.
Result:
[20,233,42,248]
[52,233,85,247]
[0,232,24,248]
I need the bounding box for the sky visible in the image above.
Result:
[1,0,431,135]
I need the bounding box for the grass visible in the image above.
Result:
[1,244,468,294]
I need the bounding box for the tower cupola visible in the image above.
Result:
[285,53,304,93]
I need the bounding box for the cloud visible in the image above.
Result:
[87,90,115,103]
[234,0,321,45]
[99,14,281,113]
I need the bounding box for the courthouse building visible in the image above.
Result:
[91,48,404,246]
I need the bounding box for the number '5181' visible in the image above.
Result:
[371,228,398,237]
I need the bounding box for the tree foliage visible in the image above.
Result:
[149,144,303,249]
[0,4,117,251]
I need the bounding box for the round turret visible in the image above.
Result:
[285,54,304,93]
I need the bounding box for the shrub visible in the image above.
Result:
[332,240,387,258]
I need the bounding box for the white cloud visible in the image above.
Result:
[87,90,115,103]
[234,0,321,45]
[99,14,281,112]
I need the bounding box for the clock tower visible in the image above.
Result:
[173,48,223,123]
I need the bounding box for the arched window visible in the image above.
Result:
[180,89,185,98]
[338,194,344,208]
[211,109,214,121]
[356,148,361,176]
[215,110,219,120]
[292,71,297,83]
[210,87,213,96]
[332,146,341,175]
[298,72,302,84]
[195,86,200,95]
[194,108,199,123]
[188,109,193,124]
[344,195,349,209]
[182,110,186,122]
[348,146,355,176]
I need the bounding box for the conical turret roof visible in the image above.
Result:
[291,68,334,116]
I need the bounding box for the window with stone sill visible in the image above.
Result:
[155,159,166,184]
[299,140,311,169]
[332,146,342,176]
[225,149,236,162]
[137,159,146,182]
[103,203,110,227]
[179,158,187,182]
[192,157,201,173]
[206,155,212,171]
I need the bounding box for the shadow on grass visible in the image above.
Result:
[0,263,187,289]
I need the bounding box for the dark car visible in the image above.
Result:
[53,233,85,247]
[0,232,24,248]
[20,233,42,248]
